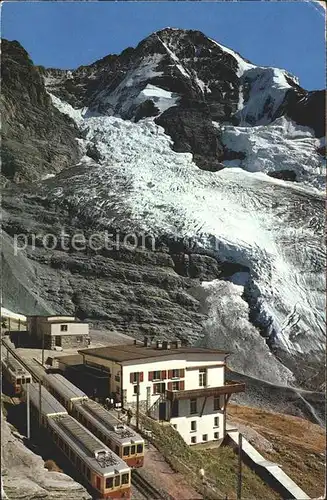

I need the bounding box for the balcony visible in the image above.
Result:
[165,380,245,401]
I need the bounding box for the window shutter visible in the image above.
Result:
[161,370,167,380]
[139,372,144,382]
[148,371,153,381]
[179,380,185,390]
[130,373,134,383]
[179,369,185,378]
[167,382,172,391]
[168,370,173,379]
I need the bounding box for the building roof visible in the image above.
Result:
[78,344,229,363]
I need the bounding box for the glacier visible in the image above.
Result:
[47,92,325,361]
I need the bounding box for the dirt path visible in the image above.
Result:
[142,443,202,500]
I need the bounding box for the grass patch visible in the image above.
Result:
[228,403,326,499]
[139,414,279,499]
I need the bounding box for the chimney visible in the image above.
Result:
[143,336,151,347]
[156,339,163,349]
[162,340,171,350]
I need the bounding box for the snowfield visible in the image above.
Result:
[48,94,325,358]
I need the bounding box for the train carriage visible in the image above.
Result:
[74,399,144,468]
[26,383,131,499]
[43,373,145,467]
[44,373,88,411]
[1,346,32,395]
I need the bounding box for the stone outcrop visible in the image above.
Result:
[1,39,81,184]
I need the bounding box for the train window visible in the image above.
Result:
[130,445,136,455]
[58,437,63,449]
[63,443,69,455]
[76,457,82,471]
[96,476,101,490]
[17,378,21,384]
[86,467,91,480]
[70,450,76,463]
[114,476,120,487]
[105,477,113,489]
[123,446,130,456]
[137,444,143,454]
[122,473,129,485]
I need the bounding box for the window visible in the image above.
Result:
[172,381,180,391]
[115,446,120,455]
[199,368,207,387]
[153,382,165,394]
[202,434,208,442]
[105,477,113,489]
[191,420,197,432]
[172,369,179,378]
[96,476,101,490]
[137,444,143,454]
[86,467,91,480]
[60,324,68,332]
[191,436,197,444]
[122,473,129,485]
[116,385,120,394]
[214,432,219,440]
[130,372,144,383]
[123,446,130,456]
[214,397,220,411]
[131,445,136,455]
[190,399,197,414]
[114,475,120,487]
[70,450,76,463]
[153,370,161,380]
[17,378,21,384]
[133,385,139,395]
[214,417,219,427]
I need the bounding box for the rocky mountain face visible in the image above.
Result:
[1,39,81,184]
[1,29,325,391]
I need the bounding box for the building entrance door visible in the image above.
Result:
[55,336,62,347]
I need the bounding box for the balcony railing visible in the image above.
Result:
[165,381,245,401]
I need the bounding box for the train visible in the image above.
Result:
[24,383,131,499]
[1,345,32,395]
[44,373,145,468]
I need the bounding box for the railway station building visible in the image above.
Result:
[78,338,245,445]
[27,315,90,350]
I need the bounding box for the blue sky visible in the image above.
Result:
[2,1,325,90]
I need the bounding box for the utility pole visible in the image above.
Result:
[26,382,30,439]
[38,380,42,428]
[41,329,45,366]
[136,373,140,430]
[237,433,242,500]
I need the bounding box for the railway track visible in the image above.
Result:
[132,470,165,499]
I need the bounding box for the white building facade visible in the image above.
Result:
[79,340,245,445]
[27,315,90,350]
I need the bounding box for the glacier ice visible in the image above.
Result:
[46,95,325,359]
